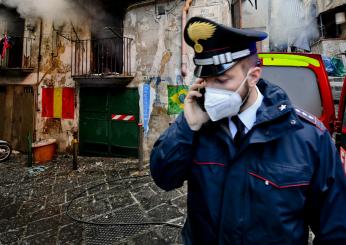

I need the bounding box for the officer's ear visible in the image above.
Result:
[248,67,261,87]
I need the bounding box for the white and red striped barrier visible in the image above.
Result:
[111,114,135,121]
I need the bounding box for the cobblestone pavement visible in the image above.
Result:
[0,153,187,245]
[0,153,315,245]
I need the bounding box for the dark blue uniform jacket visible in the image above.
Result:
[150,79,346,245]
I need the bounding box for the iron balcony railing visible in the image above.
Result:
[71,37,133,77]
[0,36,34,69]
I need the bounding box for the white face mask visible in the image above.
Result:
[204,73,249,121]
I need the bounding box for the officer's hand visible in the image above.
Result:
[184,78,209,131]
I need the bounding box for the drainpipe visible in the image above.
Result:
[319,14,324,38]
[33,18,43,142]
[238,0,243,28]
[181,0,193,78]
[127,0,155,12]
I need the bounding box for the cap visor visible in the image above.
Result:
[194,62,237,78]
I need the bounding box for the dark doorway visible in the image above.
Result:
[79,87,139,158]
[0,5,25,68]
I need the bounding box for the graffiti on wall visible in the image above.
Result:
[154,77,162,106]
[41,87,75,119]
[141,74,189,115]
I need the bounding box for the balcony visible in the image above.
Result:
[71,37,134,87]
[0,36,35,74]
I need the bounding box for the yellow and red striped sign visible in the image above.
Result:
[42,87,75,119]
[111,114,135,121]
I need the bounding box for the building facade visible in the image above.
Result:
[0,0,235,162]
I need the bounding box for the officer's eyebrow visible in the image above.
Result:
[217,74,235,82]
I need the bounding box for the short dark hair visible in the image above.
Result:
[239,54,259,75]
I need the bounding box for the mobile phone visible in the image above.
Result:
[196,87,206,111]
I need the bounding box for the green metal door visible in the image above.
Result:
[79,87,139,157]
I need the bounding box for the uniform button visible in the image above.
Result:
[290,120,296,125]
[265,180,269,185]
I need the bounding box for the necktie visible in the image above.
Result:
[232,116,245,146]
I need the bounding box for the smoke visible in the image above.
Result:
[0,0,124,38]
[269,0,319,51]
[0,0,87,24]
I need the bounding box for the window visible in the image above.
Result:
[261,66,322,117]
[0,5,27,69]
[319,6,346,38]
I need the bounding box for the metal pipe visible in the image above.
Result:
[181,0,193,79]
[106,39,109,73]
[82,40,84,74]
[75,41,78,75]
[123,38,126,75]
[70,29,73,76]
[138,123,144,170]
[76,42,79,75]
[25,37,28,68]
[104,27,122,39]
[110,39,113,73]
[127,39,132,76]
[27,132,32,167]
[87,40,89,74]
[72,131,78,170]
[97,42,100,74]
[239,0,242,28]
[101,41,104,74]
[319,14,324,38]
[30,38,32,67]
[113,39,118,72]
[33,18,43,142]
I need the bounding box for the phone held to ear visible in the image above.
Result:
[196,87,206,111]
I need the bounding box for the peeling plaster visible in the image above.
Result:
[129,13,137,27]
[124,0,232,161]
[159,51,172,75]
[149,19,168,76]
[34,21,88,152]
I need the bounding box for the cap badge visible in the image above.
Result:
[187,21,216,53]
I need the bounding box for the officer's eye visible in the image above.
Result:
[216,78,228,84]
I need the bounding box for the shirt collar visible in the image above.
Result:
[238,86,263,131]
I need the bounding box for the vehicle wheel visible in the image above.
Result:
[0,143,12,162]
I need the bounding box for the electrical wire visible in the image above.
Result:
[66,174,184,229]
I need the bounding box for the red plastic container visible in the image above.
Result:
[32,139,56,164]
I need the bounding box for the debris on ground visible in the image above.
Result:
[27,166,48,176]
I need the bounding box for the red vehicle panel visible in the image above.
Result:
[259,53,335,134]
[336,77,346,169]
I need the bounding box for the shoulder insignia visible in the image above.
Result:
[294,108,325,131]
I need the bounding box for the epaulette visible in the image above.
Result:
[294,108,325,131]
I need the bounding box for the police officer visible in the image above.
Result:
[150,16,346,244]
